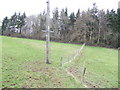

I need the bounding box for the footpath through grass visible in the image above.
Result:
[1,36,118,88]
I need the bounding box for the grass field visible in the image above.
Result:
[1,36,118,88]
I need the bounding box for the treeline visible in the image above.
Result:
[1,4,120,48]
[1,12,26,35]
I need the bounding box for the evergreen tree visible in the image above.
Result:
[117,8,120,47]
[23,12,26,18]
[69,12,76,26]
[1,16,9,35]
[65,8,68,16]
[16,12,26,34]
[117,8,120,33]
[9,12,17,30]
[76,9,80,18]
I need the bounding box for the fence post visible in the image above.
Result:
[61,57,63,67]
[81,67,86,82]
[81,62,86,82]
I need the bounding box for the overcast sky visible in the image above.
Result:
[0,0,119,21]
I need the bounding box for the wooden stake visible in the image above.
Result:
[81,62,86,82]
[61,57,63,66]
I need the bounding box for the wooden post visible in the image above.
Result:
[42,28,53,64]
[46,0,50,64]
[41,0,53,64]
[81,62,86,82]
[60,57,63,66]
[42,0,54,64]
[81,67,86,82]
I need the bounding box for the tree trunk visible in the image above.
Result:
[19,28,22,34]
[84,30,86,43]
[1,30,4,35]
[97,23,101,44]
[90,30,93,44]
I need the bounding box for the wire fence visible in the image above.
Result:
[66,65,118,88]
[82,69,118,88]
[59,43,118,88]
[61,43,85,66]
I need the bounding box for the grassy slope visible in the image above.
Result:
[1,36,118,88]
[0,35,2,89]
[65,45,118,88]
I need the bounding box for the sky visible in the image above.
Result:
[0,0,119,22]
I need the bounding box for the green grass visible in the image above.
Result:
[65,45,118,88]
[1,36,118,88]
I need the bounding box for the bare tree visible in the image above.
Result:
[51,8,60,40]
[97,10,108,44]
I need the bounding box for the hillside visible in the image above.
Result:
[1,36,118,88]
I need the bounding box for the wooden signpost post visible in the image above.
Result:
[42,0,53,64]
